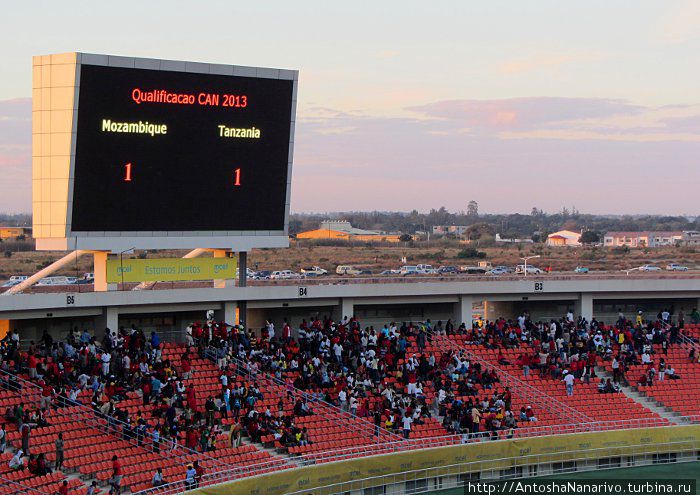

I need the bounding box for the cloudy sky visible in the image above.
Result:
[2,0,699,215]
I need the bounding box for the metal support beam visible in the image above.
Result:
[3,250,89,295]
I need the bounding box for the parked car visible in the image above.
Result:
[270,270,300,280]
[301,266,328,276]
[515,265,544,275]
[2,275,28,287]
[487,268,509,275]
[416,264,435,273]
[36,276,73,286]
[638,265,661,272]
[459,265,488,274]
[336,265,363,275]
[574,267,589,274]
[252,270,271,280]
[74,272,95,284]
[666,263,689,271]
[235,268,256,278]
[399,265,420,275]
[380,269,400,275]
[438,266,458,274]
[493,265,513,273]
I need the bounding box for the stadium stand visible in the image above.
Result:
[0,307,696,494]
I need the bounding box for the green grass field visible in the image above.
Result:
[535,461,700,481]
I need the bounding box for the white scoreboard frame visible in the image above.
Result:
[32,53,297,252]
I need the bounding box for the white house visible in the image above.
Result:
[603,231,682,248]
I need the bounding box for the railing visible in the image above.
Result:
[6,270,699,295]
[283,439,700,495]
[131,424,697,495]
[204,347,406,445]
[0,475,52,495]
[428,332,594,424]
[0,368,233,473]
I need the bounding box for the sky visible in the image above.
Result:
[1,0,699,215]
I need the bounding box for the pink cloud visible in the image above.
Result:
[406,97,646,130]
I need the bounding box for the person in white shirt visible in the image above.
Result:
[101,352,111,376]
[338,389,347,411]
[563,373,575,396]
[401,413,413,439]
[266,320,275,341]
[349,395,358,416]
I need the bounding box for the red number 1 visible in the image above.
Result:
[124,162,132,182]
[234,168,241,186]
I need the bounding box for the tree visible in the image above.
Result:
[457,247,486,259]
[467,200,479,217]
[579,231,600,244]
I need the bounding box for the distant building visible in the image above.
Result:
[0,226,31,239]
[546,230,582,247]
[297,220,402,243]
[603,231,683,248]
[495,233,533,244]
[681,231,700,246]
[432,225,469,236]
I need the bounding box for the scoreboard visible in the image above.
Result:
[32,53,297,251]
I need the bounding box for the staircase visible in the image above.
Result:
[594,366,687,426]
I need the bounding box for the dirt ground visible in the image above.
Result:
[0,240,698,280]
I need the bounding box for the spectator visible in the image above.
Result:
[0,423,6,453]
[9,450,24,471]
[110,455,123,495]
[152,467,166,487]
[563,372,575,396]
[55,432,64,471]
[20,422,30,454]
[185,463,196,489]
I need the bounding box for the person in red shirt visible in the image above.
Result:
[28,353,38,380]
[194,460,204,488]
[111,455,123,495]
[58,480,68,495]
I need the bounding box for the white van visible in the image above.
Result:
[270,270,300,280]
[515,265,543,275]
[416,264,437,274]
[336,265,363,275]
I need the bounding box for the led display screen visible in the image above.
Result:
[71,64,294,232]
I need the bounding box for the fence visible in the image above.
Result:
[130,417,680,495]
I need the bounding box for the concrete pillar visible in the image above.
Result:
[238,252,247,287]
[93,252,109,292]
[214,301,237,325]
[96,307,119,333]
[339,298,354,320]
[454,295,474,326]
[576,293,593,321]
